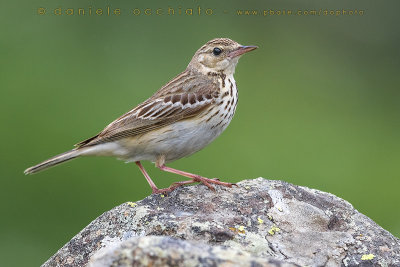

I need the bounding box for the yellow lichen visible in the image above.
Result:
[160,194,165,198]
[268,225,281,235]
[127,202,137,207]
[361,254,375,260]
[257,217,264,224]
[245,186,250,190]
[229,225,246,234]
[277,206,283,212]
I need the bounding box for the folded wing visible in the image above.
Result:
[76,71,220,147]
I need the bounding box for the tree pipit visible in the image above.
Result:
[25,38,257,194]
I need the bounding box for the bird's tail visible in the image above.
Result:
[24,149,81,175]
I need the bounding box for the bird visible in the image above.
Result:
[24,38,258,194]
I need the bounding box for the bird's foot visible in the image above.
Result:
[192,176,236,191]
[154,164,236,193]
[151,179,197,194]
[210,177,238,187]
[151,178,235,194]
[151,187,174,194]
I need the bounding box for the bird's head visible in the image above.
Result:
[188,38,257,75]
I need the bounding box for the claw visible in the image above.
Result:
[202,180,216,191]
[152,179,198,194]
[152,188,172,195]
[155,164,235,193]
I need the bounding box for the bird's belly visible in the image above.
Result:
[115,111,233,163]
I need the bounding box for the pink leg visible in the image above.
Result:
[157,164,235,191]
[135,161,195,194]
[135,161,159,193]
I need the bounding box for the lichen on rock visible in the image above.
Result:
[42,178,400,267]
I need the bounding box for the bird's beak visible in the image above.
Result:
[228,45,258,58]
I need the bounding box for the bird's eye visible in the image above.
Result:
[212,47,222,56]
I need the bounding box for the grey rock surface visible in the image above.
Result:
[88,236,296,267]
[42,178,400,267]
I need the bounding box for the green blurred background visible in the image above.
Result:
[1,0,399,265]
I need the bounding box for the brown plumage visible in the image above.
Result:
[24,38,257,194]
[76,71,220,147]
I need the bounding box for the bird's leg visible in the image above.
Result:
[135,161,192,194]
[156,164,235,191]
[135,161,161,193]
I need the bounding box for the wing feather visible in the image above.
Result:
[76,70,220,147]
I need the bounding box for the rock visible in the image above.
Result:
[88,236,297,267]
[42,178,400,267]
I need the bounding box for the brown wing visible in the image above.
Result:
[76,70,220,147]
